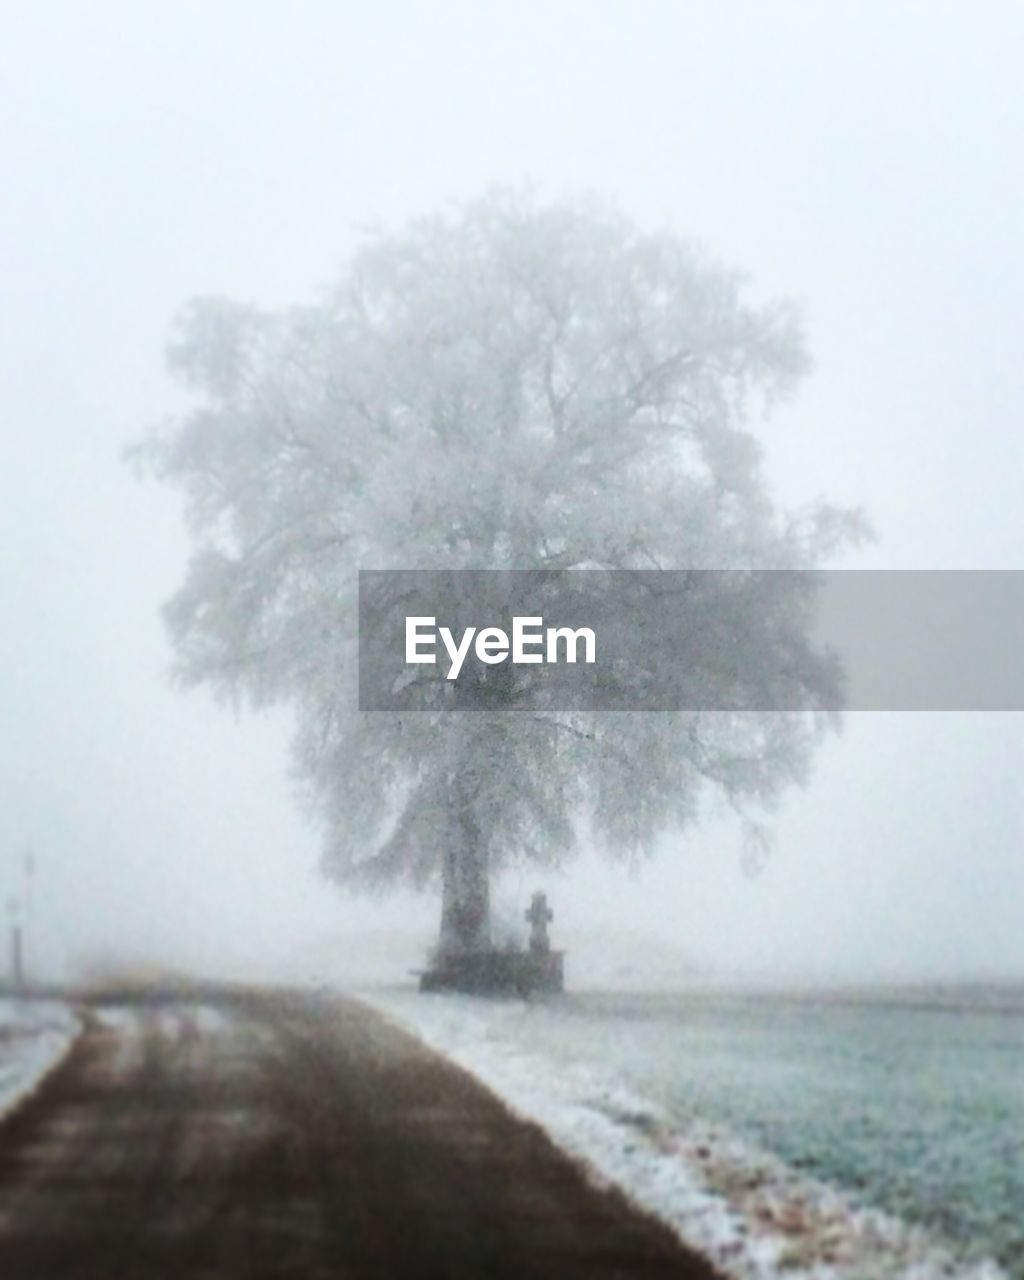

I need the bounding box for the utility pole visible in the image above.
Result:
[6,896,24,992]
[23,848,34,987]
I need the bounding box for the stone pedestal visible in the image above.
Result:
[418,948,564,997]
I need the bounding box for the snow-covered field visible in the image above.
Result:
[368,987,1019,1280]
[0,997,80,1122]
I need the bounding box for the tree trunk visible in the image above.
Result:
[438,775,491,956]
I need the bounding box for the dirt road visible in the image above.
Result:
[0,990,716,1279]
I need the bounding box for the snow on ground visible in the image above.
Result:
[0,997,80,1123]
[367,989,1006,1280]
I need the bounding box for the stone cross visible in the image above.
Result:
[525,891,553,954]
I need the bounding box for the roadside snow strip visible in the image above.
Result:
[366,991,1005,1280]
[0,998,81,1124]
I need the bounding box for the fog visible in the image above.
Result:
[1,2,1021,988]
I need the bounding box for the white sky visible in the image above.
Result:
[1,2,1021,986]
